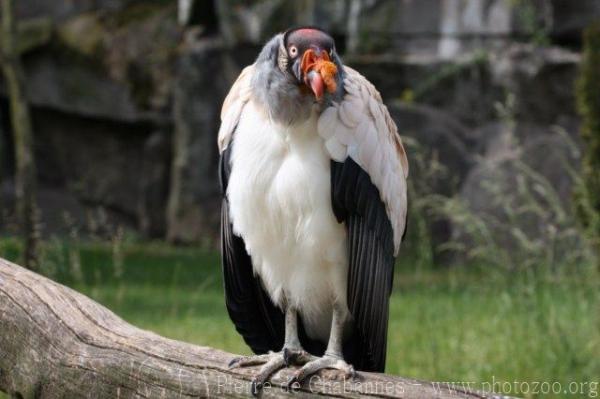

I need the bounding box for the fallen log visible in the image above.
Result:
[0,257,494,398]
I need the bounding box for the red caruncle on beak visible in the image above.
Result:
[300,48,338,100]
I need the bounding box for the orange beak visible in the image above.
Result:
[300,49,338,100]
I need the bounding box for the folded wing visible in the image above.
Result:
[319,66,409,371]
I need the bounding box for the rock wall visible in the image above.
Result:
[1,1,179,238]
[0,0,597,256]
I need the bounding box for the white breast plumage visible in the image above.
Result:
[226,99,348,341]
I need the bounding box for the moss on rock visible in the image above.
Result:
[56,13,106,58]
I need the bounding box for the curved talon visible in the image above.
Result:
[283,348,293,366]
[250,380,262,397]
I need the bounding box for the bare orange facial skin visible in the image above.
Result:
[300,49,338,97]
[314,60,338,93]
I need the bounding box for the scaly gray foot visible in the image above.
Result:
[228,348,308,396]
[286,354,357,390]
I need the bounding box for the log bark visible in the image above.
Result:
[0,257,493,398]
[1,0,39,270]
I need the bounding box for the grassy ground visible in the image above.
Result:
[0,239,599,398]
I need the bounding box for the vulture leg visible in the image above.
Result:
[286,304,356,388]
[229,306,308,395]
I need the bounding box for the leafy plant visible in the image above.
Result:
[511,0,551,46]
[404,93,596,273]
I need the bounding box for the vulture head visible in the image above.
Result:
[252,27,344,124]
[283,27,338,99]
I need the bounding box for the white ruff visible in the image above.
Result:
[227,99,348,341]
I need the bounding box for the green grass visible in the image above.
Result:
[1,239,599,398]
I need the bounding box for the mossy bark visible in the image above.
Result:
[575,22,600,262]
[1,0,39,270]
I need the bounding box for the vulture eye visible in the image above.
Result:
[289,45,298,57]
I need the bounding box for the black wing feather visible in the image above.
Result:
[332,158,397,372]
